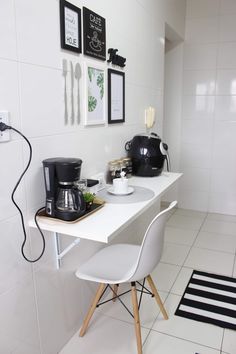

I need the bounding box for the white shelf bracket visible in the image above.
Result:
[54,232,80,269]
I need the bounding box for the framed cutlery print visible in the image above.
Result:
[60,0,82,53]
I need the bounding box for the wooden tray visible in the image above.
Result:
[37,198,105,224]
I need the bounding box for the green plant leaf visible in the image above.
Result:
[88,96,97,112]
[97,73,104,99]
[100,85,104,99]
[97,73,104,87]
[88,68,95,82]
[83,192,95,203]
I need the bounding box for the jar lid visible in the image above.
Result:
[109,161,118,166]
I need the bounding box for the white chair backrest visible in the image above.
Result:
[130,201,177,282]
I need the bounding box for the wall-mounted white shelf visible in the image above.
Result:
[29,173,182,268]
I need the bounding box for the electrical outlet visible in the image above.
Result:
[0,111,10,142]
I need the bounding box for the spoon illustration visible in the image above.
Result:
[62,59,68,125]
[74,62,82,124]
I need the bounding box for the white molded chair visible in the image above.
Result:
[75,201,177,354]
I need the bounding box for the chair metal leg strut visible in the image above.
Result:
[96,281,154,319]
[79,276,168,338]
[138,278,146,310]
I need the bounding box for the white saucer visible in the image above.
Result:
[107,186,134,196]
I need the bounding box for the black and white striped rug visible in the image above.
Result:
[175,270,236,330]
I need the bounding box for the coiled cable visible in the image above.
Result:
[0,122,45,262]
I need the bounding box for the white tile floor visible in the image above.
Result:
[60,208,236,354]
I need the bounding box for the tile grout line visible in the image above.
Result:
[142,205,178,348]
[220,328,225,354]
[13,1,44,354]
[164,240,236,256]
[145,211,226,351]
[142,210,209,349]
[232,248,236,277]
[149,328,223,353]
[161,209,207,295]
[166,210,233,353]
[189,245,236,256]
[167,210,209,295]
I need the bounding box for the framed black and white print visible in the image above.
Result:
[108,69,125,124]
[60,0,82,53]
[83,7,106,61]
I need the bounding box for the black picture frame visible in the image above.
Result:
[108,69,125,124]
[60,0,82,53]
[83,7,106,61]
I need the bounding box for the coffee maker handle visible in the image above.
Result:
[73,188,86,213]
[160,142,171,172]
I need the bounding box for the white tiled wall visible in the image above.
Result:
[179,0,236,214]
[0,0,186,353]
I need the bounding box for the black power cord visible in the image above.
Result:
[0,122,45,262]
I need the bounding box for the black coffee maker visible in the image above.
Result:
[42,158,86,221]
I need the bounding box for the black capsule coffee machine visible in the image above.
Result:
[125,133,170,177]
[42,158,86,221]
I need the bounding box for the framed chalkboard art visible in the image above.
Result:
[83,7,106,61]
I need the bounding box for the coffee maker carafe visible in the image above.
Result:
[42,158,86,221]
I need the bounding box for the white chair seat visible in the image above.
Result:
[76,244,141,284]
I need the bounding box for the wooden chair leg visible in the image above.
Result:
[79,283,105,337]
[112,284,119,302]
[147,275,168,320]
[131,282,142,354]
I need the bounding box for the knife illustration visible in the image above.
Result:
[70,61,75,124]
[74,62,81,124]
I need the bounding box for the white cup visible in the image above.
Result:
[113,177,129,194]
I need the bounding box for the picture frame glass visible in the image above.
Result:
[108,69,125,124]
[64,7,79,48]
[60,0,82,53]
[85,64,105,125]
[110,73,123,121]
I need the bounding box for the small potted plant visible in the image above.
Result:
[83,192,95,211]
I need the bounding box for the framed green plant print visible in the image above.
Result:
[84,62,106,125]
